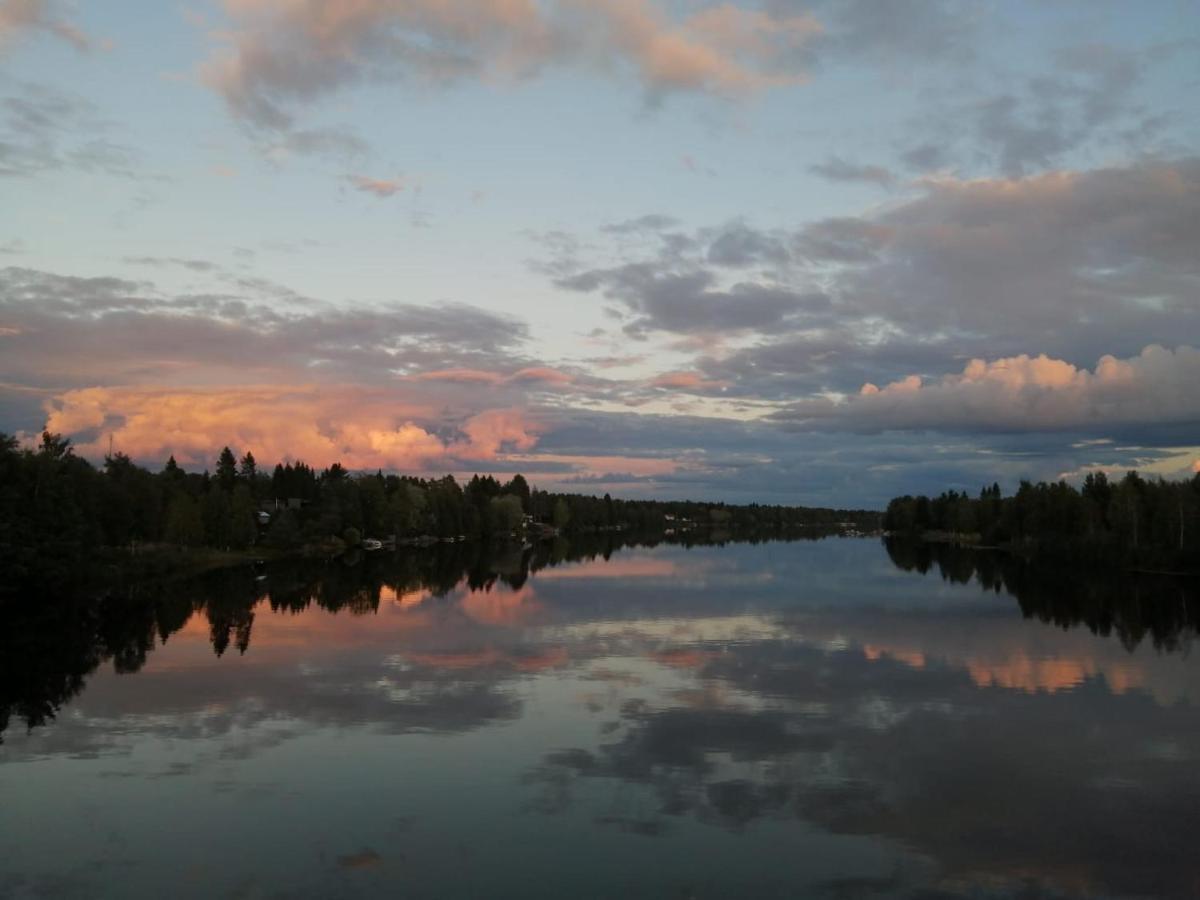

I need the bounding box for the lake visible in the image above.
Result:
[2,537,1199,899]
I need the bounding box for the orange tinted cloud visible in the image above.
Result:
[346,173,405,197]
[451,407,540,460]
[649,370,728,392]
[203,0,819,129]
[42,384,539,470]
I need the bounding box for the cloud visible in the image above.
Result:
[556,262,828,336]
[776,345,1200,434]
[0,83,142,179]
[0,0,90,51]
[773,0,979,66]
[452,407,540,460]
[808,155,894,187]
[199,0,821,131]
[704,221,791,267]
[346,173,405,197]
[894,39,1180,178]
[602,213,679,235]
[0,266,532,390]
[545,157,1200,401]
[649,371,728,393]
[40,385,541,471]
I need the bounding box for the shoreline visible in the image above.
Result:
[887,530,1200,578]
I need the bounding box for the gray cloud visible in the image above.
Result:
[0,265,532,393]
[808,155,894,187]
[548,157,1200,401]
[899,39,1181,178]
[0,82,142,179]
[704,221,792,267]
[557,261,826,336]
[793,0,980,66]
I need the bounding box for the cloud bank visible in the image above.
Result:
[777,345,1200,434]
[43,385,540,471]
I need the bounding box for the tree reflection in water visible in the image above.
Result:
[3,535,1200,897]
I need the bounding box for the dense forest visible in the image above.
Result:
[0,431,878,587]
[883,471,1200,572]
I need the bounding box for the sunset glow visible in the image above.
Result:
[1,1,1195,504]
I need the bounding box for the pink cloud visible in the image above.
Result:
[508,367,573,385]
[451,407,540,460]
[40,385,542,470]
[346,174,405,197]
[650,370,728,392]
[0,0,90,50]
[201,0,820,130]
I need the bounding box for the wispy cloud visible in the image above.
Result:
[346,173,406,198]
[0,0,90,51]
[199,0,821,132]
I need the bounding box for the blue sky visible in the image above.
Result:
[1,0,1198,507]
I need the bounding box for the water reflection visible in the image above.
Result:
[2,536,1199,898]
[885,537,1200,654]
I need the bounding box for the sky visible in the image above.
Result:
[1,0,1198,508]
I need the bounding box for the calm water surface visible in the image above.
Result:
[2,538,1199,899]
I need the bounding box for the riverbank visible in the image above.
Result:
[890,530,1200,576]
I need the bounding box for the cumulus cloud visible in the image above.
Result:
[0,0,90,51]
[40,385,541,471]
[199,0,821,131]
[545,157,1200,400]
[776,345,1200,434]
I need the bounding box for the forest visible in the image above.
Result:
[0,431,878,587]
[883,471,1200,572]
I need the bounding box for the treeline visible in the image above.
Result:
[883,471,1200,571]
[0,431,879,584]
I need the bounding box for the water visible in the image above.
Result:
[2,537,1199,899]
